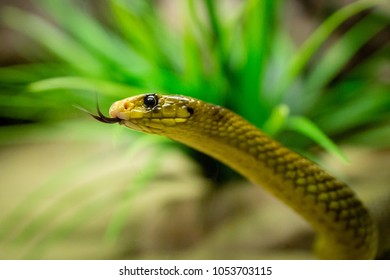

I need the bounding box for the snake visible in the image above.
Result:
[89,93,377,259]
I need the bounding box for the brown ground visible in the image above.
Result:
[0,121,388,259]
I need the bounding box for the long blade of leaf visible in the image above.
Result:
[287,116,349,163]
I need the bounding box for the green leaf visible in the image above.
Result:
[28,77,145,98]
[37,0,151,79]
[287,116,350,163]
[347,123,390,148]
[262,104,290,136]
[110,0,161,63]
[237,0,279,126]
[104,136,170,243]
[2,7,105,77]
[305,14,388,93]
[276,0,380,101]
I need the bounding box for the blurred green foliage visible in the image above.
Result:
[0,0,389,258]
[1,0,389,154]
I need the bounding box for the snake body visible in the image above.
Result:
[103,93,377,259]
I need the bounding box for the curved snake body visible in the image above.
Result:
[98,93,377,259]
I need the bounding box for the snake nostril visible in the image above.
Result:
[124,102,130,110]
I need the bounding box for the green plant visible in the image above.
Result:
[0,0,389,258]
[2,0,389,155]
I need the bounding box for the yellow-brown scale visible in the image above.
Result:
[109,94,378,259]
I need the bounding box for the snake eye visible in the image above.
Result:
[186,107,194,115]
[144,94,158,108]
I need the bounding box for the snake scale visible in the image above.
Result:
[91,93,377,259]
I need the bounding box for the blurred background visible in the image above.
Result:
[0,0,389,259]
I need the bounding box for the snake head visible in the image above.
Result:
[108,93,195,134]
